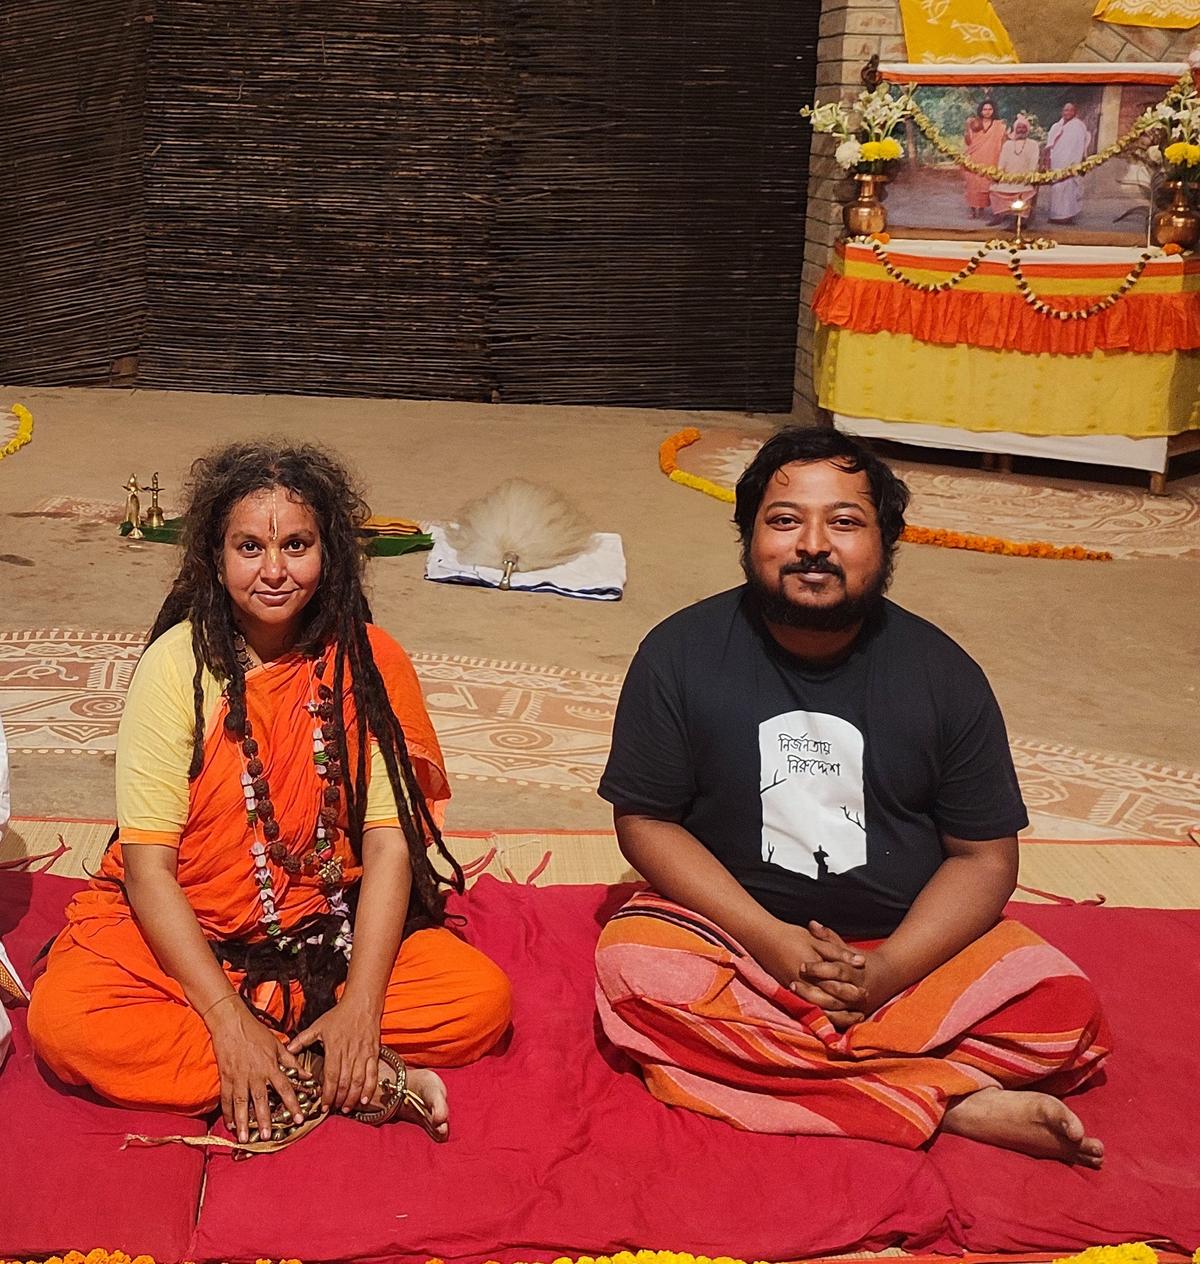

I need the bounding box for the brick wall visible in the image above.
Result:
[793,2,1198,417]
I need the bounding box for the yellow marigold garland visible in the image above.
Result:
[0,1253,157,1264]
[904,75,1187,186]
[658,428,1113,562]
[659,426,736,503]
[0,403,33,461]
[0,1245,1192,1264]
[0,1256,304,1264]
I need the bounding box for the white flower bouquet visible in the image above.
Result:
[801,84,916,174]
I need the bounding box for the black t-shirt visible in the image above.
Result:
[599,587,1028,938]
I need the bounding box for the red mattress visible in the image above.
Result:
[1,872,1198,1263]
[0,872,206,1262]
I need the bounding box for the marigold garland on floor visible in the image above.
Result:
[0,1254,159,1264]
[902,523,1113,561]
[658,427,1113,561]
[0,403,33,461]
[1,1244,1195,1264]
[658,426,735,503]
[0,1256,304,1264]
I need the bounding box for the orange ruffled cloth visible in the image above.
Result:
[812,245,1200,357]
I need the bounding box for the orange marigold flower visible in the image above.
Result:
[658,427,701,474]
[1162,242,1183,256]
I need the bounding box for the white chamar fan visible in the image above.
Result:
[446,479,593,589]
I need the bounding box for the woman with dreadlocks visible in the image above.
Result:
[29,441,511,1150]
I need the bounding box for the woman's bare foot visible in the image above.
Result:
[358,1061,449,1141]
[402,1068,449,1141]
[942,1087,1103,1168]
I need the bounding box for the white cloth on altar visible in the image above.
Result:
[0,715,18,1067]
[1044,116,1091,221]
[0,941,28,1067]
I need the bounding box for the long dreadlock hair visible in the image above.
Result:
[146,439,464,929]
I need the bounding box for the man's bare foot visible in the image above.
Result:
[942,1087,1103,1168]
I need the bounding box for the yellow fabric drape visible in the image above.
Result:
[814,325,1200,437]
[898,0,1018,63]
[1093,0,1200,30]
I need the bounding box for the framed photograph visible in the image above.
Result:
[875,62,1185,246]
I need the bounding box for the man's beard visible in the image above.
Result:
[743,552,889,632]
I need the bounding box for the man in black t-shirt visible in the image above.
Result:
[596,426,1110,1164]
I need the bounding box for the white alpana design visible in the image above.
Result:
[0,630,143,751]
[0,630,1195,836]
[682,430,1200,560]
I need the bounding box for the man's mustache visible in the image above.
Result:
[781,555,844,579]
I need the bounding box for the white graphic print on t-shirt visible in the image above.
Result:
[758,710,866,879]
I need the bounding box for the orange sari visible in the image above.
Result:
[28,626,511,1112]
[964,118,1006,210]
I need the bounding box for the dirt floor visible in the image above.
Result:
[1,384,1197,835]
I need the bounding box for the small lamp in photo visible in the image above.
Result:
[1010,197,1030,249]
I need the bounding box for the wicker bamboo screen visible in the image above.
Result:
[0,0,148,386]
[140,1,504,400]
[488,1,814,410]
[3,1,816,410]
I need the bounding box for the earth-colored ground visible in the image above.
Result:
[1,385,1197,836]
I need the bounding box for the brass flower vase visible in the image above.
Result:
[843,173,888,238]
[1152,180,1200,252]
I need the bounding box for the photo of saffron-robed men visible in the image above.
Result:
[882,78,1142,243]
[988,116,1039,224]
[1043,102,1092,223]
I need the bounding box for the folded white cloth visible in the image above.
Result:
[0,941,26,1065]
[0,714,9,838]
[0,941,25,1003]
[424,526,626,601]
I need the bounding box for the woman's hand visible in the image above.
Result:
[205,997,306,1143]
[287,993,383,1113]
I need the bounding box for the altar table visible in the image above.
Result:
[813,238,1200,490]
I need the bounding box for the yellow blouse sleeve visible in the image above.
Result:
[116,624,223,846]
[364,740,415,829]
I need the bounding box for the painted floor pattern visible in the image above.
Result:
[680,427,1200,560]
[1,628,1197,841]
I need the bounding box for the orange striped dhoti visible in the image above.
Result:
[595,892,1110,1146]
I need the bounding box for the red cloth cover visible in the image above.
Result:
[0,873,206,1261]
[3,873,1199,1263]
[927,903,1200,1252]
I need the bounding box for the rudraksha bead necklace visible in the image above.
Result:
[231,633,353,958]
